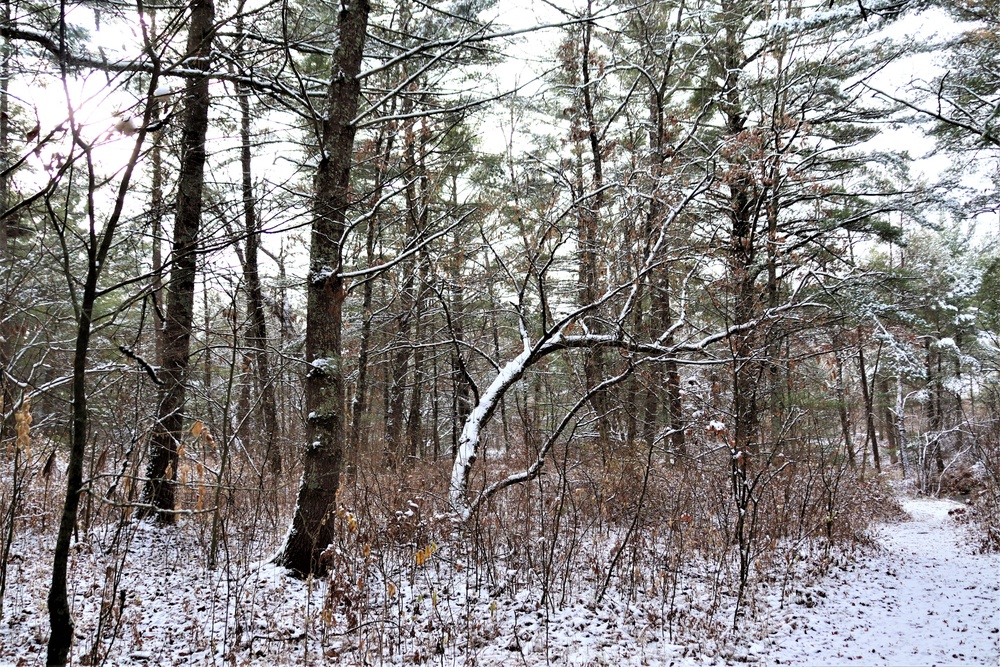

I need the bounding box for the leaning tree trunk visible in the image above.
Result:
[140,0,215,523]
[278,0,370,576]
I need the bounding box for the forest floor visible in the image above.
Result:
[1,494,998,665]
[764,495,1000,666]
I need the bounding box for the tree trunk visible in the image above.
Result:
[406,258,428,459]
[140,0,215,523]
[47,82,152,667]
[879,374,898,464]
[385,285,414,465]
[385,113,425,465]
[0,0,10,259]
[577,10,610,449]
[896,374,909,477]
[150,133,165,366]
[658,271,684,453]
[0,0,12,430]
[720,1,762,457]
[238,55,280,473]
[349,124,396,465]
[148,9,165,367]
[450,226,473,458]
[858,345,881,473]
[834,344,856,467]
[278,0,370,576]
[47,252,98,667]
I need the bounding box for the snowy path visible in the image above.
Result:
[768,497,1000,666]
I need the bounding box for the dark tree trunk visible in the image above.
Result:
[385,288,413,465]
[728,163,762,455]
[645,69,683,453]
[406,262,428,459]
[278,0,370,577]
[47,253,97,667]
[148,9,165,366]
[625,288,644,447]
[858,345,881,473]
[349,124,395,464]
[47,85,152,667]
[0,1,9,259]
[450,227,473,458]
[926,338,945,472]
[879,374,897,464]
[0,0,12,430]
[150,134,165,366]
[577,13,610,448]
[387,115,429,465]
[140,0,215,523]
[718,2,763,457]
[834,343,856,467]
[658,272,684,452]
[238,56,280,473]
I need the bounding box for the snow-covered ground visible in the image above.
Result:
[1,495,997,665]
[768,497,1000,666]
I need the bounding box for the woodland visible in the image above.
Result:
[0,0,999,664]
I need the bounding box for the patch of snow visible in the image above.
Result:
[768,497,1000,665]
[309,357,337,375]
[936,336,959,352]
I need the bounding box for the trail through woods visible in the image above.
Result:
[768,497,1000,666]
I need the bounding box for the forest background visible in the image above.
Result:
[1,0,999,664]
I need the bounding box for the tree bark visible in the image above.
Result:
[406,258,428,459]
[278,0,370,576]
[47,242,98,667]
[140,0,215,523]
[645,60,683,454]
[0,0,12,428]
[879,374,898,464]
[349,123,395,464]
[858,344,881,473]
[896,373,909,477]
[449,223,473,458]
[238,50,280,473]
[577,13,611,448]
[150,132,165,366]
[0,0,10,259]
[834,343,856,467]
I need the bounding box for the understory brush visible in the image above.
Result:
[0,429,902,665]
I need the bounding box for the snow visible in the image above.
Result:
[308,357,336,375]
[3,495,997,665]
[707,420,727,433]
[768,497,1000,665]
[309,266,336,285]
[449,347,531,517]
[937,336,959,351]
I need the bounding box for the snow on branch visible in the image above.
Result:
[453,367,634,521]
[446,303,815,520]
